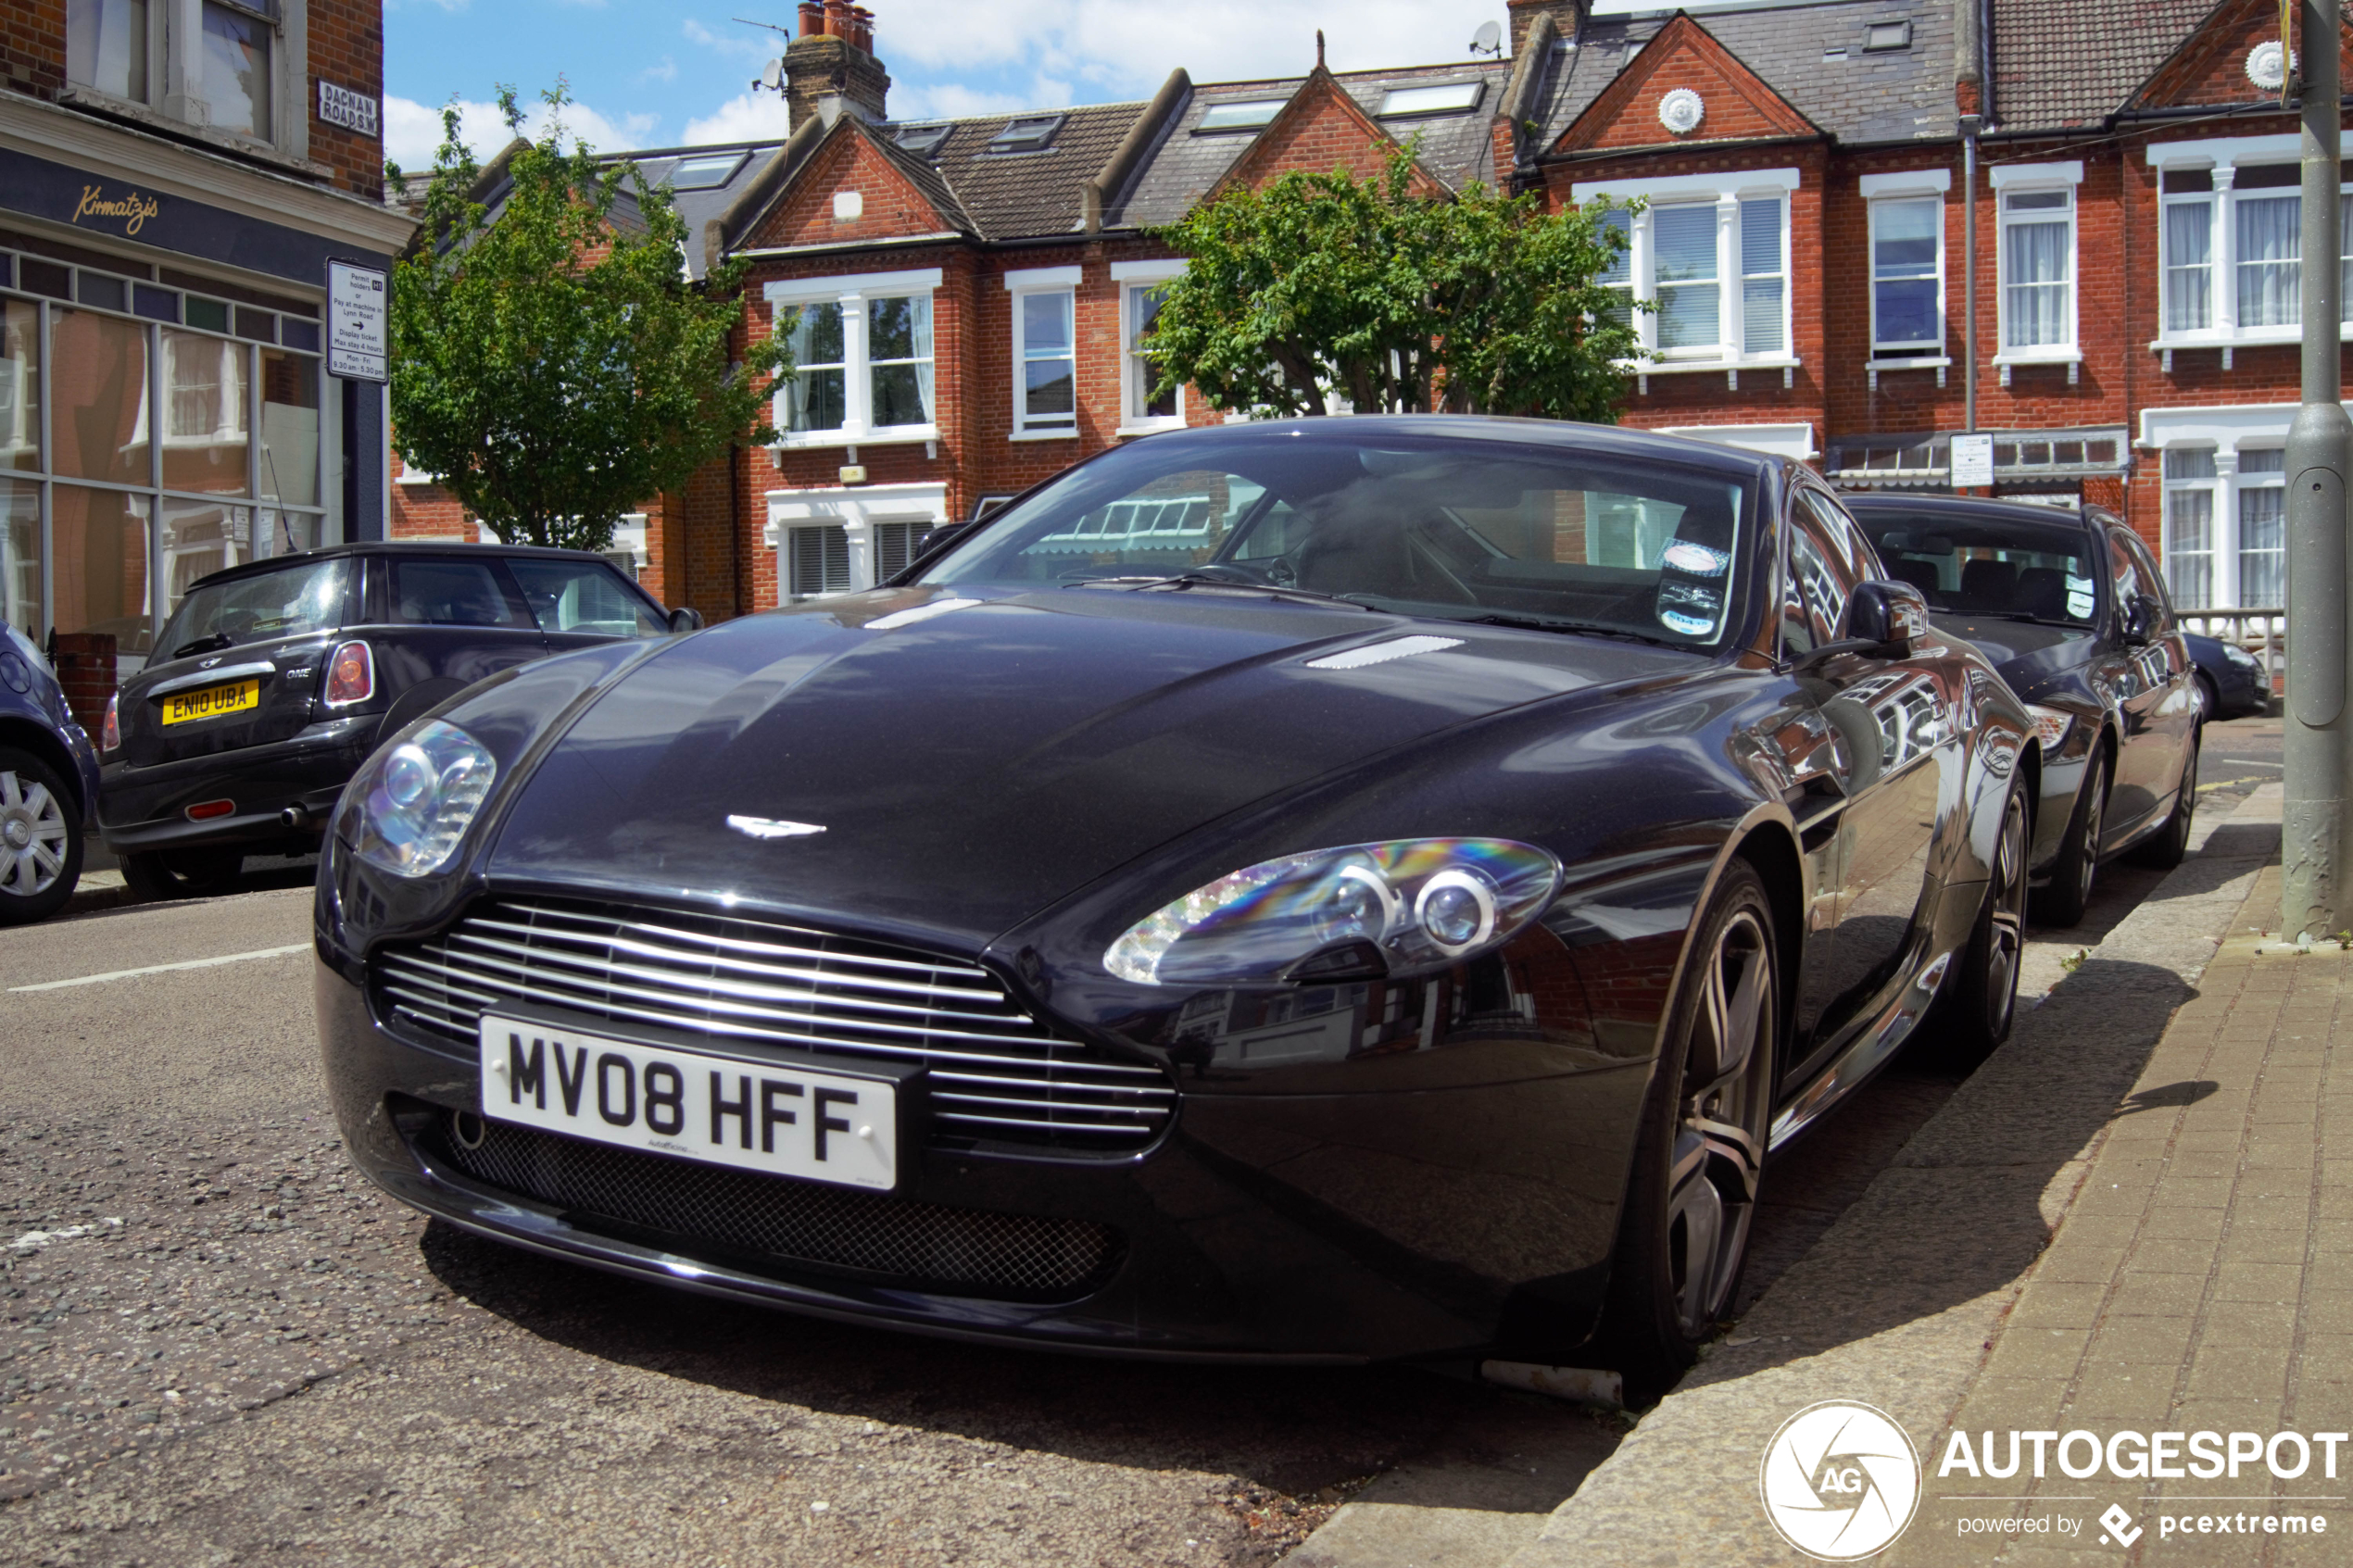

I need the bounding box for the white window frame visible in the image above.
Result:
[1112,258,1188,434]
[2139,401,2353,608]
[1990,160,2082,383]
[1859,169,1951,387]
[65,0,310,162]
[762,482,950,603]
[2145,134,2353,368]
[763,270,941,450]
[1003,265,1080,441]
[1569,168,1801,391]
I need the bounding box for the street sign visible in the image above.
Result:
[1951,432,1994,488]
[317,81,381,138]
[326,259,388,383]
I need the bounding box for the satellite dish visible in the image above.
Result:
[1470,19,1504,56]
[761,58,785,91]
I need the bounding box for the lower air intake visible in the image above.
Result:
[427,1114,1119,1301]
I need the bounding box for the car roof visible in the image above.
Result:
[176,540,629,596]
[1841,491,2108,532]
[1126,413,1783,482]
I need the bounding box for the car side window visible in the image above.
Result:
[2114,529,2172,623]
[1781,494,1860,659]
[2108,529,2143,620]
[507,559,669,637]
[391,559,532,630]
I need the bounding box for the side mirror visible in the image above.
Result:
[2122,594,2161,645]
[667,607,704,634]
[1845,580,1929,651]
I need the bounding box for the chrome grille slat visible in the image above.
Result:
[371,897,1175,1151]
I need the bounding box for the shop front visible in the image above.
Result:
[0,117,409,674]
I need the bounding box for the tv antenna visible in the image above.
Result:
[1469,19,1504,57]
[736,15,791,92]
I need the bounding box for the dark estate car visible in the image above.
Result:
[0,621,101,924]
[317,419,2039,1393]
[1844,495,2202,925]
[2182,629,2271,721]
[101,543,695,900]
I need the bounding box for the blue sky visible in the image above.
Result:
[383,1,1511,165]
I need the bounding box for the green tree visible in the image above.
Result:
[387,86,790,551]
[1143,144,1639,422]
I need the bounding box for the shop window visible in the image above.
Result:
[51,486,153,659]
[163,329,251,495]
[259,349,320,509]
[1,301,38,473]
[51,309,151,487]
[2,481,35,641]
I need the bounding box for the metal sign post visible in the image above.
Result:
[2283,0,2352,940]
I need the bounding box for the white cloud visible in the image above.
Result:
[679,91,795,146]
[889,80,1060,122]
[640,55,678,84]
[384,94,661,167]
[684,18,773,61]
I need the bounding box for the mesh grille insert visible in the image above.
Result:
[371,896,1175,1152]
[426,1113,1120,1300]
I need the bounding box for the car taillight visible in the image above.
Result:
[324,641,374,706]
[101,692,120,752]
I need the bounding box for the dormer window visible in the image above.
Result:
[662,152,749,190]
[1863,20,1911,52]
[1377,82,1483,118]
[988,115,1064,154]
[894,123,953,157]
[1196,100,1285,132]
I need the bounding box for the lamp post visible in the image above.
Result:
[2282,0,2353,940]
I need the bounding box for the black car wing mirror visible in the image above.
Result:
[2122,594,2161,645]
[1795,581,1928,671]
[667,606,705,634]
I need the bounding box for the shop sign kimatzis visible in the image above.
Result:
[327,259,389,382]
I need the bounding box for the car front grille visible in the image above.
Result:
[425,1112,1119,1300]
[371,897,1176,1153]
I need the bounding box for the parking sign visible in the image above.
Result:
[327,259,389,383]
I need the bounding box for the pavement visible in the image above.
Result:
[1298,775,2302,1568]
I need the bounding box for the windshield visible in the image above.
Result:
[925,429,1753,647]
[1853,513,2098,633]
[156,558,347,661]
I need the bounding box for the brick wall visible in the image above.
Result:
[50,632,115,730]
[0,0,66,100]
[308,1,387,202]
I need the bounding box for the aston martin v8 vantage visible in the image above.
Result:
[314,418,2033,1391]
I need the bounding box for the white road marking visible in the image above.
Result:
[8,942,310,993]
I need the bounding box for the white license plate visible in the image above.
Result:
[477,1014,899,1191]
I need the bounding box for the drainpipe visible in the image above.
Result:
[1955,0,1982,452]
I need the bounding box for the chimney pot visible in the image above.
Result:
[824,0,851,39]
[798,1,824,38]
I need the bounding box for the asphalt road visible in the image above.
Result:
[0,718,2274,1565]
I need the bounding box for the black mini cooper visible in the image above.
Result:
[100,543,697,899]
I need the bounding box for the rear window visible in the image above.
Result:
[508,559,668,637]
[392,559,531,629]
[157,558,347,661]
[1854,513,2098,632]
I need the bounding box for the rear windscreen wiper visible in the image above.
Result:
[170,632,234,660]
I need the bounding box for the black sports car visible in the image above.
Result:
[1844,495,2202,926]
[100,543,696,900]
[315,418,2032,1390]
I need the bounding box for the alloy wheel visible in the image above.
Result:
[2076,763,2106,905]
[1664,907,1775,1336]
[0,767,68,899]
[1984,794,2028,1039]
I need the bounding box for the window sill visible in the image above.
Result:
[1868,355,1951,390]
[1624,355,1801,393]
[1992,349,2082,387]
[58,85,334,182]
[774,428,940,451]
[1009,428,1079,443]
[2150,331,2353,371]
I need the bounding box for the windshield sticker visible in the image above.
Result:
[1662,541,1730,577]
[1659,609,1716,636]
[2066,575,2095,620]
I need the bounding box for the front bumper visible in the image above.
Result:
[100,717,376,856]
[315,958,1634,1361]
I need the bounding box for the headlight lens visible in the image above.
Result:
[2025,704,2075,752]
[2223,644,2263,671]
[1103,838,1563,986]
[346,720,497,877]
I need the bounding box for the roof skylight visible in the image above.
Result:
[1377,82,1484,118]
[1197,100,1287,132]
[895,123,953,157]
[988,114,1065,153]
[663,152,749,190]
[1863,19,1912,51]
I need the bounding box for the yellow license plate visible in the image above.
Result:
[161,679,260,725]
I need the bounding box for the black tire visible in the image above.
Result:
[2031,746,2108,928]
[2196,672,2221,723]
[120,847,244,902]
[0,746,83,926]
[1593,859,1779,1402]
[1936,788,2028,1067]
[2132,728,2200,871]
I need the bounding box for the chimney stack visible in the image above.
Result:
[785,1,891,126]
[1505,0,1585,59]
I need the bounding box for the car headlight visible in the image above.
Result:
[1103,838,1564,986]
[2025,704,2075,752]
[345,720,497,877]
[2223,644,2263,671]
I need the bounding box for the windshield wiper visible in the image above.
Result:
[170,632,234,660]
[1959,610,2083,628]
[1458,614,1688,649]
[1072,572,1374,610]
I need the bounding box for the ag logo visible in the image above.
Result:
[1759,1400,1921,1561]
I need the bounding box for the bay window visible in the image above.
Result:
[1568,168,1800,390]
[1112,258,1188,433]
[2149,135,2353,367]
[1005,266,1079,439]
[763,270,940,448]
